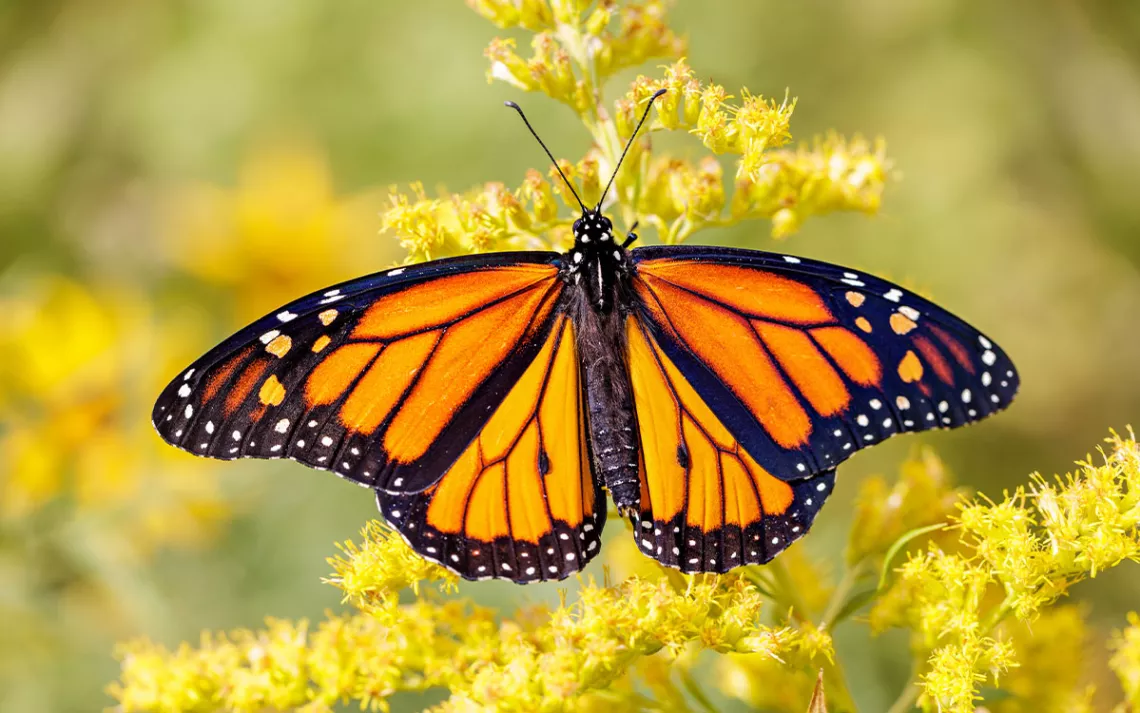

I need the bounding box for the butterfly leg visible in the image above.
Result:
[621,222,639,248]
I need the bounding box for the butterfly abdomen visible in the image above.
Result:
[570,284,641,513]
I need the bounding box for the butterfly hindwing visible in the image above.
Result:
[376,314,605,582]
[630,246,1019,481]
[625,315,835,571]
[152,252,565,494]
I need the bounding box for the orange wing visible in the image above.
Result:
[621,247,1017,572]
[152,255,566,494]
[376,315,604,581]
[626,317,834,571]
[630,249,1017,480]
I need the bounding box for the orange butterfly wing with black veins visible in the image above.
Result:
[624,246,1017,570]
[626,315,835,571]
[152,253,565,495]
[376,314,604,581]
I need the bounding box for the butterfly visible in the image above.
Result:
[153,90,1018,582]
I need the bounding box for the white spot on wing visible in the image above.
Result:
[898,305,921,320]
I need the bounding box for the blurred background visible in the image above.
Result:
[2,0,1140,710]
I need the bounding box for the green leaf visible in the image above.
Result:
[829,586,879,627]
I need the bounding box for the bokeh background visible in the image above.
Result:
[3,1,1140,710]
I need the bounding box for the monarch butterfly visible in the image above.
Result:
[153,90,1018,582]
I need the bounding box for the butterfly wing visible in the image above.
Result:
[625,314,835,571]
[152,252,567,495]
[624,245,1018,571]
[376,313,604,581]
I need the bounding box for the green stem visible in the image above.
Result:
[819,560,870,631]
[885,681,921,713]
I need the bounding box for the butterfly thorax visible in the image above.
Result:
[563,210,631,314]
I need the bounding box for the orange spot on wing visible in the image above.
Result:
[318,309,338,326]
[913,335,954,385]
[637,261,833,324]
[855,316,873,333]
[811,326,882,387]
[890,313,917,335]
[754,321,849,417]
[340,331,440,434]
[383,281,558,464]
[305,343,382,406]
[353,265,558,340]
[426,448,481,534]
[927,324,976,374]
[898,350,924,383]
[479,320,561,463]
[265,334,292,358]
[311,335,331,353]
[258,374,286,406]
[846,291,866,307]
[635,275,812,448]
[224,359,269,416]
[465,464,509,541]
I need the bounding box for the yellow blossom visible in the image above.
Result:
[870,430,1140,712]
[326,521,458,610]
[847,447,965,567]
[161,138,393,321]
[0,275,229,550]
[112,545,809,712]
[1111,612,1140,709]
[993,606,1095,713]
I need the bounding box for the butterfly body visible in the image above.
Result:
[564,211,642,514]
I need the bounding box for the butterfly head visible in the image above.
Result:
[572,211,616,247]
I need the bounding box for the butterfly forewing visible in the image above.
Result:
[620,246,1017,573]
[152,253,565,494]
[630,246,1018,481]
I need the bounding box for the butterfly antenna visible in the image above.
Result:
[505,101,589,214]
[596,88,667,211]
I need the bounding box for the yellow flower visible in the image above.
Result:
[326,521,458,610]
[870,430,1140,712]
[112,536,810,712]
[993,606,1095,713]
[0,275,228,551]
[847,447,965,567]
[161,138,394,322]
[1111,612,1140,710]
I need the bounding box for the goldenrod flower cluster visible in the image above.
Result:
[113,521,819,712]
[870,430,1140,712]
[386,0,890,260]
